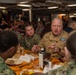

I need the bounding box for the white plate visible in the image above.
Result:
[5,58,23,65]
[20,69,41,75]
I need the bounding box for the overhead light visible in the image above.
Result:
[22,9,29,11]
[0,7,6,9]
[69,15,74,17]
[60,14,66,16]
[19,1,29,3]
[67,4,76,7]
[74,13,76,15]
[48,6,58,9]
[17,4,31,7]
[46,0,62,5]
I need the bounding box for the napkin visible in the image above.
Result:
[19,54,35,63]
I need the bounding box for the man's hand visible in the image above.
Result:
[32,45,40,53]
[48,43,60,53]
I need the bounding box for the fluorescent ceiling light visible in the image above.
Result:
[67,4,76,7]
[60,14,66,16]
[46,0,62,5]
[17,4,31,7]
[22,9,29,11]
[74,13,76,15]
[0,7,6,9]
[69,15,74,17]
[48,6,58,9]
[19,1,29,3]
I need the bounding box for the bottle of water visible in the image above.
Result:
[39,48,45,69]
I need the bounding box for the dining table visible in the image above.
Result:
[6,47,43,75]
[6,47,65,75]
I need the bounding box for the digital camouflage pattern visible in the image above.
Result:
[20,33,41,50]
[47,60,76,75]
[0,57,16,75]
[14,31,25,48]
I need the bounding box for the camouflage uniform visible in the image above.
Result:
[46,60,76,75]
[13,31,25,46]
[38,30,68,59]
[15,31,24,44]
[0,57,16,75]
[20,33,41,50]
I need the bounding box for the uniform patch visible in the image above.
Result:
[60,38,66,42]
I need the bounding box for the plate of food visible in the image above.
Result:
[20,69,41,75]
[5,58,23,65]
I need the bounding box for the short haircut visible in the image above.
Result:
[25,22,34,29]
[0,24,11,30]
[66,30,76,59]
[52,17,63,25]
[68,20,76,27]
[0,31,18,53]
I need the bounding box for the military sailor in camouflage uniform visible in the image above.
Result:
[20,23,41,50]
[0,57,16,75]
[0,31,19,75]
[46,30,76,75]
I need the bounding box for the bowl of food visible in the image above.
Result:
[20,69,41,75]
[20,69,35,75]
